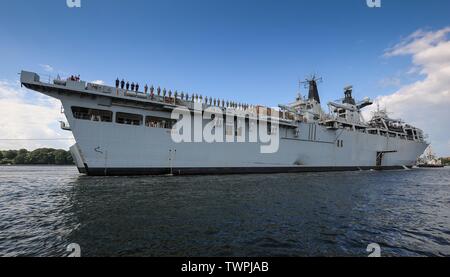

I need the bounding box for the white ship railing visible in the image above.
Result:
[20,71,300,127]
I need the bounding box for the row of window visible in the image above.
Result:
[72,107,113,122]
[71,107,278,134]
[71,107,175,129]
[368,128,416,141]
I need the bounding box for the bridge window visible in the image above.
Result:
[116,112,143,126]
[72,107,112,122]
[145,116,175,129]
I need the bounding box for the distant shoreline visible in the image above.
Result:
[1,149,74,166]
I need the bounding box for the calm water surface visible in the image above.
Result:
[0,166,449,257]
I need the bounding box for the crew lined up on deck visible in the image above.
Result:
[116,78,134,92]
[69,75,80,81]
[114,77,252,109]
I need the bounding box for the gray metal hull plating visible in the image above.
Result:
[61,98,427,176]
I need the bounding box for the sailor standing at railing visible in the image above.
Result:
[121,79,125,89]
[136,83,139,92]
[126,81,130,91]
[115,78,120,95]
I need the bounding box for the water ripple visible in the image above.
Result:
[0,166,449,257]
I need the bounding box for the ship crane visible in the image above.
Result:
[325,85,373,129]
[356,97,373,110]
[328,101,357,112]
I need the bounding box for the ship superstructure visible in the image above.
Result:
[20,71,429,176]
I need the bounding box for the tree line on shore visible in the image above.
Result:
[441,157,450,166]
[0,149,74,165]
[0,148,448,166]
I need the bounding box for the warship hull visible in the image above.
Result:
[21,71,428,176]
[68,119,425,176]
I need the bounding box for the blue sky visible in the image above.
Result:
[1,0,449,155]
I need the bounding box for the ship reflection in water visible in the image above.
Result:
[0,166,449,257]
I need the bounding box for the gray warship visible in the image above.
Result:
[20,71,428,175]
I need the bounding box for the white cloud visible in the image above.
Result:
[368,27,450,156]
[378,76,402,88]
[0,81,74,150]
[91,80,105,85]
[39,64,54,72]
